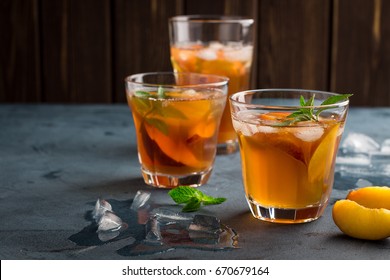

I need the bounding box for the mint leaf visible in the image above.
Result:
[135,91,151,97]
[168,186,201,204]
[168,186,226,212]
[272,93,352,126]
[316,94,353,118]
[320,94,353,106]
[145,118,169,135]
[182,197,202,212]
[202,197,226,205]
[158,86,166,98]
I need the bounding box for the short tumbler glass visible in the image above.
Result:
[230,89,350,223]
[125,72,228,188]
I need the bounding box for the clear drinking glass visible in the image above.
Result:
[230,89,350,223]
[169,15,254,154]
[125,72,228,188]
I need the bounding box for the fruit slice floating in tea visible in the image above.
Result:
[308,123,340,184]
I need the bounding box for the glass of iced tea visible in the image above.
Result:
[169,15,254,154]
[230,89,350,223]
[125,72,228,188]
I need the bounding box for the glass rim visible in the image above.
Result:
[125,72,229,88]
[169,15,254,25]
[230,88,350,110]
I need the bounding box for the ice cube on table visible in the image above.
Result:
[370,151,390,165]
[144,216,163,245]
[355,178,373,188]
[92,198,112,222]
[336,154,370,166]
[341,133,380,154]
[97,211,123,232]
[188,215,221,234]
[98,230,120,242]
[381,139,390,153]
[150,207,193,225]
[130,190,151,211]
[294,126,324,142]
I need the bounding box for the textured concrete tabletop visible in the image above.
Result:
[1,104,390,260]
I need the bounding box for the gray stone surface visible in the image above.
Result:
[0,104,389,260]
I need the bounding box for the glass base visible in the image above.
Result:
[246,198,327,224]
[217,140,238,155]
[141,167,212,188]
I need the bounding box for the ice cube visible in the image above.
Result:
[150,207,193,225]
[188,215,221,234]
[370,151,390,165]
[336,154,370,166]
[232,118,272,136]
[137,206,151,225]
[188,230,220,245]
[98,230,120,242]
[341,133,380,154]
[381,139,390,153]
[294,126,324,142]
[130,190,151,211]
[97,211,123,232]
[197,48,217,60]
[144,216,163,245]
[209,42,224,50]
[372,164,390,176]
[182,89,197,95]
[257,125,278,134]
[232,119,255,136]
[92,198,112,222]
[224,46,253,62]
[355,178,373,188]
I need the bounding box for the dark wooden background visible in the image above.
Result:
[1,0,389,106]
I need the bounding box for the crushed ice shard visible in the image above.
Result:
[341,132,380,154]
[144,216,163,245]
[130,190,151,211]
[92,198,112,222]
[97,211,123,232]
[188,215,221,234]
[150,207,193,225]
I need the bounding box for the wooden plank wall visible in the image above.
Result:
[1,0,389,106]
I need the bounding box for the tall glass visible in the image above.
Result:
[230,89,350,223]
[125,72,228,188]
[169,15,254,154]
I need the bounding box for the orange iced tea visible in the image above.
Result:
[230,89,350,223]
[171,43,253,148]
[127,85,226,187]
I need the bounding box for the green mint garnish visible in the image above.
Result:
[168,186,227,212]
[157,86,166,98]
[135,91,150,97]
[277,93,352,126]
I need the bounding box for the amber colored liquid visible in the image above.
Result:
[233,112,343,209]
[170,44,252,143]
[129,90,225,175]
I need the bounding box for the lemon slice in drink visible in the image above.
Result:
[308,123,340,184]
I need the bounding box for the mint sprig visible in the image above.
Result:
[276,93,352,126]
[168,186,226,212]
